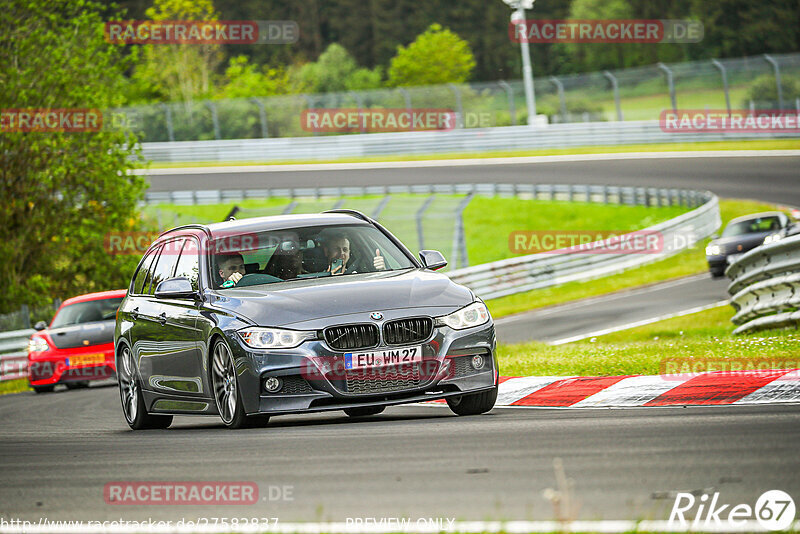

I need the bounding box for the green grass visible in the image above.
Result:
[0,378,31,396]
[485,198,787,319]
[144,139,800,168]
[498,306,800,377]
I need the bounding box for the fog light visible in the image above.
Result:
[471,355,485,370]
[264,376,283,393]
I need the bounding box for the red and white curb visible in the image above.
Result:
[479,369,800,408]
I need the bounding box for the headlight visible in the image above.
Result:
[436,302,491,330]
[237,327,316,349]
[763,233,782,245]
[705,244,722,256]
[28,336,50,354]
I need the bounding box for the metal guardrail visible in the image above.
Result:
[727,233,800,334]
[139,121,799,163]
[446,190,720,300]
[0,329,32,382]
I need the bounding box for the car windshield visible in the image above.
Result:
[210,224,416,289]
[50,297,124,328]
[722,216,782,237]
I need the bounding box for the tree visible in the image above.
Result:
[130,0,224,102]
[293,43,383,93]
[0,0,145,312]
[388,24,476,87]
[216,56,294,99]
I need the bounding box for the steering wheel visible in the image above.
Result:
[230,273,283,288]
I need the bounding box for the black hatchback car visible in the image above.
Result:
[115,210,497,429]
[705,211,790,277]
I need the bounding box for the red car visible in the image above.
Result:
[27,290,126,393]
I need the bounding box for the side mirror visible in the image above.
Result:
[34,321,48,331]
[155,277,197,299]
[419,250,447,271]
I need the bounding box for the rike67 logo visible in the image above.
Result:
[669,490,796,531]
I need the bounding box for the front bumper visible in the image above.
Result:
[229,322,497,415]
[28,344,116,386]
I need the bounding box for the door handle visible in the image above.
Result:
[131,307,139,320]
[158,312,167,326]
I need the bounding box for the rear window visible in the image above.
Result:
[50,298,124,328]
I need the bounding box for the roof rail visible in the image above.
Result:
[157,224,212,240]
[323,209,372,222]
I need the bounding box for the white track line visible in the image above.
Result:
[547,300,730,345]
[136,150,800,175]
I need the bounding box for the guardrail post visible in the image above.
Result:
[603,185,609,204]
[205,101,221,140]
[448,83,464,128]
[763,54,785,110]
[250,98,269,138]
[416,195,436,251]
[549,76,567,122]
[711,59,731,116]
[498,80,517,126]
[160,103,175,142]
[603,71,623,121]
[658,62,678,113]
[349,91,367,134]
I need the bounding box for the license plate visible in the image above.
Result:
[67,353,106,367]
[344,346,422,370]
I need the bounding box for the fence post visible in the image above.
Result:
[20,304,30,329]
[657,62,677,113]
[448,83,464,128]
[371,195,391,220]
[416,196,436,251]
[301,94,318,136]
[205,101,221,140]
[711,59,731,116]
[349,91,367,134]
[451,193,474,269]
[397,88,413,131]
[160,103,175,142]
[763,54,785,110]
[548,76,567,122]
[498,80,517,126]
[603,71,623,121]
[250,98,269,138]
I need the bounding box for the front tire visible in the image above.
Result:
[447,386,498,416]
[211,339,269,429]
[344,406,386,417]
[118,346,172,430]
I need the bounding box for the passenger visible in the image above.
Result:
[216,253,246,288]
[266,241,305,280]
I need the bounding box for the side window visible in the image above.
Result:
[174,239,200,291]
[148,239,183,295]
[133,246,159,295]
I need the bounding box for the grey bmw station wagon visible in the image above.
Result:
[114,210,498,429]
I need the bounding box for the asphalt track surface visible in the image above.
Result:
[144,154,800,206]
[494,274,730,344]
[1,384,799,523]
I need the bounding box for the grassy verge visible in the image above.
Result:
[0,378,31,396]
[145,139,800,168]
[485,198,786,319]
[497,305,800,377]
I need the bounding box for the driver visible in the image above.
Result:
[322,232,385,275]
[216,253,246,288]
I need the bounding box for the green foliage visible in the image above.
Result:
[129,0,223,103]
[216,56,294,99]
[293,44,383,93]
[388,24,476,87]
[743,74,800,108]
[0,0,145,313]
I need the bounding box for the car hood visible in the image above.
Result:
[209,269,474,327]
[712,233,771,253]
[45,320,116,350]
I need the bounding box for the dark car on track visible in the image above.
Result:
[28,290,126,393]
[114,210,498,429]
[705,212,790,277]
